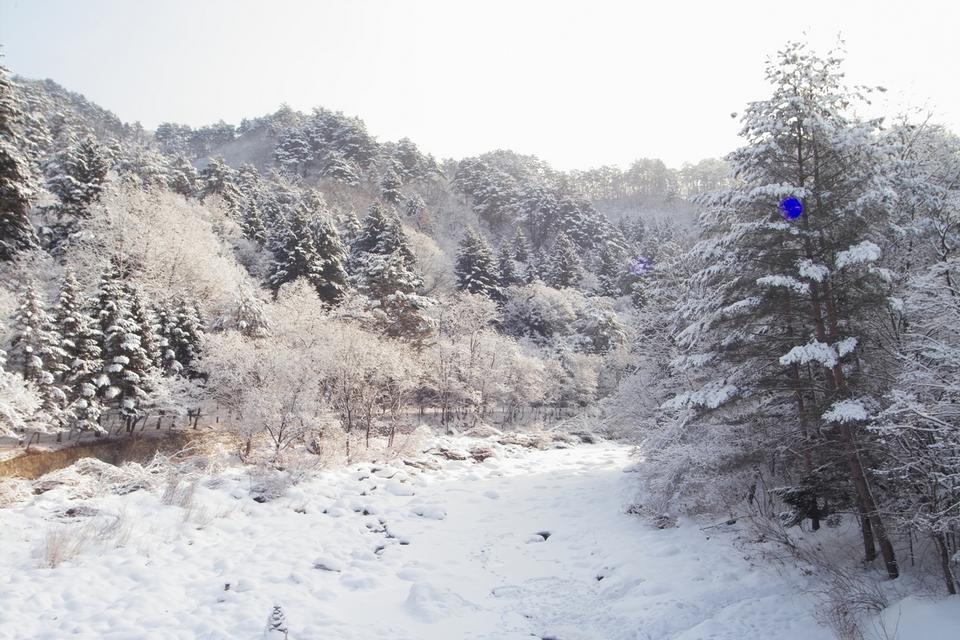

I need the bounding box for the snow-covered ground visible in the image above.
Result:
[0,440,955,639]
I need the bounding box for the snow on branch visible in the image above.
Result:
[835,240,881,269]
[756,275,809,294]
[779,340,838,368]
[797,259,829,283]
[823,398,869,423]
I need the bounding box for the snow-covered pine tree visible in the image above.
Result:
[155,304,179,375]
[871,124,960,593]
[0,63,40,261]
[351,202,432,340]
[199,156,239,202]
[55,270,105,432]
[267,208,347,304]
[308,214,350,305]
[672,42,900,577]
[168,154,199,197]
[455,228,500,299]
[96,267,154,427]
[10,283,69,430]
[275,128,312,177]
[545,232,582,289]
[45,134,110,217]
[380,167,403,205]
[596,243,624,297]
[168,297,204,378]
[511,227,530,263]
[498,243,519,287]
[340,209,361,246]
[128,287,161,367]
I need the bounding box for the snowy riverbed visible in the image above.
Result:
[0,439,951,639]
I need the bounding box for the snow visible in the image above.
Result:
[822,398,869,423]
[779,340,838,368]
[797,259,829,283]
[836,240,881,269]
[0,441,840,639]
[756,275,809,294]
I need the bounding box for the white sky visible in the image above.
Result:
[1,0,957,170]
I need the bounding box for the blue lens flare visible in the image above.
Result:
[780,197,804,220]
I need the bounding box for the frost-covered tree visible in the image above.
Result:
[96,268,154,425]
[0,64,40,261]
[168,297,204,378]
[596,243,624,297]
[498,243,520,287]
[545,232,582,289]
[664,42,900,577]
[380,167,403,205]
[268,208,348,305]
[9,283,68,428]
[0,348,41,438]
[455,228,500,298]
[45,134,110,217]
[55,270,104,432]
[168,154,199,197]
[351,203,433,340]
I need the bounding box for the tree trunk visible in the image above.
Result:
[934,533,958,595]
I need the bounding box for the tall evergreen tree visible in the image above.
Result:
[455,228,501,298]
[168,154,199,197]
[380,168,403,205]
[309,215,350,305]
[45,135,110,217]
[351,202,431,339]
[545,232,582,289]
[498,243,519,287]
[55,271,104,432]
[596,244,624,297]
[10,283,69,427]
[672,43,900,578]
[96,268,153,424]
[168,298,204,378]
[0,64,39,261]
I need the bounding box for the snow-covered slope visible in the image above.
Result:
[0,442,882,638]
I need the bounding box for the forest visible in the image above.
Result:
[1,39,959,639]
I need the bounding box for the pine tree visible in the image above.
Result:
[168,154,199,197]
[55,271,104,432]
[45,135,110,217]
[129,288,161,367]
[340,209,361,246]
[511,227,530,263]
[268,209,347,304]
[351,202,431,339]
[155,304,179,375]
[380,168,403,205]
[10,283,69,427]
[596,244,624,297]
[199,157,238,202]
[455,228,501,298]
[309,215,350,305]
[96,268,153,424]
[168,298,204,377]
[275,128,312,177]
[0,63,40,261]
[498,243,519,287]
[673,42,900,578]
[545,232,582,289]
